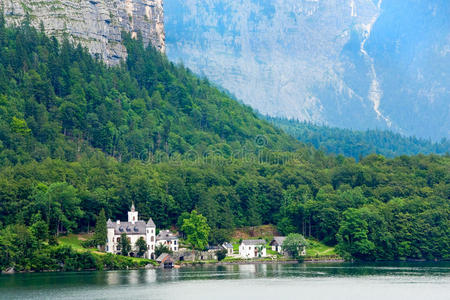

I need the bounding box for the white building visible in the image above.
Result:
[239,239,267,258]
[270,236,306,256]
[222,242,234,256]
[156,230,179,252]
[106,204,157,259]
[270,236,286,254]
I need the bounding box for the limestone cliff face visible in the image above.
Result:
[165,0,450,140]
[2,0,165,64]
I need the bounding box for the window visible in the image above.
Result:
[117,237,121,243]
[151,230,153,234]
[174,241,177,245]
[133,216,136,221]
[151,236,154,242]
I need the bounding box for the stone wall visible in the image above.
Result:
[172,250,218,262]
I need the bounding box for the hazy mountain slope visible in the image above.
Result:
[268,117,450,160]
[165,0,450,140]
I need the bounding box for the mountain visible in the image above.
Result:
[0,22,448,268]
[1,0,165,64]
[165,0,450,140]
[269,117,450,160]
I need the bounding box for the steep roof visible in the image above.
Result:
[270,236,286,246]
[241,239,266,246]
[156,230,178,241]
[156,253,173,263]
[146,218,156,228]
[222,242,233,249]
[107,219,114,228]
[109,221,147,235]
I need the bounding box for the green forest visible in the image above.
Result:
[269,117,449,160]
[0,20,448,271]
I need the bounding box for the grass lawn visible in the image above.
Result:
[58,234,158,265]
[306,239,337,257]
[266,247,280,256]
[58,234,94,252]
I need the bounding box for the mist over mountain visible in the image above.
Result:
[165,0,450,140]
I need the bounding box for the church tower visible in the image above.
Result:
[128,202,138,224]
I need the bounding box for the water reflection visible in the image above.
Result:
[0,262,449,300]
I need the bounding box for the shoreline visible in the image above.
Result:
[179,257,345,267]
[5,257,448,274]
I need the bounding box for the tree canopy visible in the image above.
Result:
[181,211,211,250]
[282,233,308,259]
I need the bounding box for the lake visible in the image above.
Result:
[1,262,449,300]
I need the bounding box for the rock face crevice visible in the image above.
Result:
[2,0,165,65]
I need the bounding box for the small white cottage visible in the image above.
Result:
[222,242,234,256]
[156,230,179,252]
[239,239,267,258]
[270,236,286,254]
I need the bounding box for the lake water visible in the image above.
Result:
[1,262,449,300]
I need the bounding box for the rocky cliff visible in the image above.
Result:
[1,0,165,65]
[165,0,450,140]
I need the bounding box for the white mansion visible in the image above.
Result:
[106,204,178,259]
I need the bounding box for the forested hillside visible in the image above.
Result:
[0,18,297,167]
[269,118,450,160]
[0,21,448,269]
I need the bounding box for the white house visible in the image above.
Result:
[270,236,306,256]
[270,236,286,254]
[106,203,156,259]
[222,242,234,256]
[239,239,267,258]
[156,230,179,252]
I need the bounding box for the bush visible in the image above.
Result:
[217,249,227,261]
[81,239,97,249]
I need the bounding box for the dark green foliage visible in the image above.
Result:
[217,249,227,261]
[155,244,172,258]
[269,117,449,160]
[119,233,131,256]
[282,233,308,259]
[0,23,448,263]
[0,222,150,272]
[135,237,147,258]
[93,209,107,248]
[0,23,297,167]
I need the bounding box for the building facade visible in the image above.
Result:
[106,204,156,259]
[270,236,286,254]
[239,239,267,258]
[156,230,179,252]
[222,242,234,256]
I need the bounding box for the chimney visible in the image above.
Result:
[117,220,120,225]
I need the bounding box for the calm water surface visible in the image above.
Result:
[0,262,449,299]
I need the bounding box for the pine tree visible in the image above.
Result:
[135,237,147,258]
[93,209,107,250]
[119,233,131,256]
